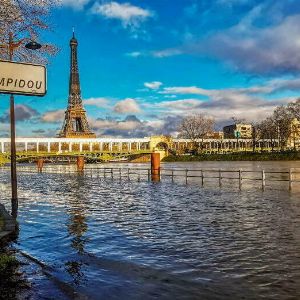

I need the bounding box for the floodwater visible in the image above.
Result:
[0,161,300,299]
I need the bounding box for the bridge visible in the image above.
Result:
[0,136,174,163]
[0,136,282,164]
[0,150,155,163]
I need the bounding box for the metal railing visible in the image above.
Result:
[1,165,300,191]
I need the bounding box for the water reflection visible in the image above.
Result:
[65,174,88,285]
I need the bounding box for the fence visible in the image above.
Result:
[1,165,300,191]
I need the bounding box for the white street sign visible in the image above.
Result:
[0,60,46,96]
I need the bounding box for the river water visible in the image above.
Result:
[1,161,300,299]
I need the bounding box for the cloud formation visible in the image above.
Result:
[113,98,141,114]
[41,109,65,123]
[144,81,162,90]
[155,83,294,124]
[126,51,143,57]
[90,115,180,137]
[152,48,183,58]
[83,97,110,108]
[150,2,300,75]
[161,77,300,96]
[91,1,153,29]
[0,104,39,123]
[203,14,300,74]
[60,0,90,10]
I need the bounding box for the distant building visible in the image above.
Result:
[204,131,224,139]
[223,124,252,139]
[288,118,300,148]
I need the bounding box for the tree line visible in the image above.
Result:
[253,99,300,151]
[178,99,300,152]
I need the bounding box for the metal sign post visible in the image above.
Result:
[0,60,46,218]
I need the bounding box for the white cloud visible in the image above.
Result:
[113,98,141,114]
[83,97,110,108]
[59,0,90,10]
[150,3,300,75]
[149,96,291,124]
[91,1,153,28]
[89,115,180,138]
[0,104,39,123]
[203,14,300,74]
[152,48,183,58]
[41,109,65,123]
[161,77,300,97]
[164,94,177,99]
[144,81,162,90]
[157,99,202,110]
[0,123,9,136]
[161,86,211,95]
[153,79,298,122]
[126,51,143,57]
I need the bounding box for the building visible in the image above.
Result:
[204,131,224,139]
[288,118,300,149]
[223,124,252,139]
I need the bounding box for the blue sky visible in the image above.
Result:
[1,0,300,137]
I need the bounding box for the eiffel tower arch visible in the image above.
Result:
[59,32,96,138]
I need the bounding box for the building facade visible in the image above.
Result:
[223,124,252,139]
[289,118,300,149]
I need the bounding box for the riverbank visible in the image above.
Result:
[0,204,16,241]
[0,154,9,166]
[163,151,300,162]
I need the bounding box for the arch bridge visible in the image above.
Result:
[0,136,281,164]
[0,137,169,163]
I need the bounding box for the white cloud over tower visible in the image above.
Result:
[91,1,153,29]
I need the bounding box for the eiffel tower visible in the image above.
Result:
[59,31,96,138]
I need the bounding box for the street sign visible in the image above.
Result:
[0,60,46,96]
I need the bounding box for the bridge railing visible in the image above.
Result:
[1,165,300,191]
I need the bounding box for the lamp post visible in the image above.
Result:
[5,33,41,218]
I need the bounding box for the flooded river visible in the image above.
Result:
[1,161,300,299]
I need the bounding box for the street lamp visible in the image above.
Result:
[25,41,42,50]
[6,34,41,218]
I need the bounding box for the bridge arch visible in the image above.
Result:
[155,141,169,150]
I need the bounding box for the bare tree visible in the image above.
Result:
[178,114,215,153]
[0,0,58,63]
[250,121,259,152]
[287,99,300,121]
[290,119,300,151]
[273,105,293,151]
[258,117,277,151]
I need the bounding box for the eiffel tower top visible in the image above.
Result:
[68,29,82,108]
